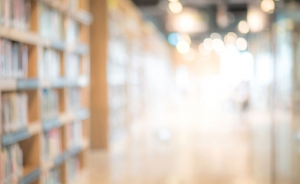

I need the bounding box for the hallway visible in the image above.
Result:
[77,98,254,184]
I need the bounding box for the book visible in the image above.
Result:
[1,92,28,134]
[42,167,62,184]
[42,128,62,162]
[66,121,82,150]
[65,17,79,44]
[66,156,80,183]
[0,144,23,184]
[39,48,60,80]
[66,87,81,112]
[39,3,62,40]
[64,53,80,79]
[0,38,28,79]
[41,89,59,123]
[0,0,30,30]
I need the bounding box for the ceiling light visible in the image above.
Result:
[169,1,183,14]
[236,38,248,51]
[238,21,250,34]
[261,0,275,14]
[176,41,190,54]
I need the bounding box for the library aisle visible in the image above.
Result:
[76,96,253,184]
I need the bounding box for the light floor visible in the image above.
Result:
[77,97,258,184]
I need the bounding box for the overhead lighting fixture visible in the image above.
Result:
[261,0,275,14]
[238,21,250,34]
[169,1,183,14]
[247,7,266,32]
[176,41,190,54]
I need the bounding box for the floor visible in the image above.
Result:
[77,96,257,184]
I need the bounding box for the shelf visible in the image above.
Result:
[19,167,41,184]
[0,27,89,55]
[43,139,89,170]
[40,0,93,25]
[0,76,90,91]
[2,123,41,147]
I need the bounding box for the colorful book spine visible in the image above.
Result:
[39,48,60,80]
[41,89,59,122]
[1,92,28,134]
[65,17,79,44]
[64,53,80,79]
[66,121,82,150]
[66,87,81,112]
[0,144,23,184]
[0,0,30,30]
[0,38,28,79]
[42,128,62,162]
[42,167,62,184]
[66,157,80,183]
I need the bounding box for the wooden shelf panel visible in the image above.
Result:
[40,0,93,25]
[0,76,90,91]
[0,27,89,54]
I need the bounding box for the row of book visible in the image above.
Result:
[1,92,28,134]
[66,157,80,183]
[66,121,82,150]
[42,167,62,184]
[65,17,79,44]
[43,128,62,162]
[65,53,81,79]
[40,48,61,80]
[41,89,59,122]
[0,144,23,184]
[0,38,28,79]
[0,0,30,30]
[66,87,81,112]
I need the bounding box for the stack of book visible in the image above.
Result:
[64,53,80,79]
[0,144,23,184]
[66,157,80,183]
[39,48,61,80]
[66,121,82,150]
[1,92,28,134]
[66,0,79,11]
[0,38,28,79]
[42,167,62,184]
[66,87,81,112]
[41,89,59,122]
[65,17,79,44]
[39,3,62,40]
[0,0,31,30]
[42,128,62,162]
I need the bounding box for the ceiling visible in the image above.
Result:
[132,0,252,41]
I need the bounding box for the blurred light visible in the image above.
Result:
[238,21,250,34]
[210,33,222,40]
[176,41,190,54]
[169,1,183,14]
[168,0,179,2]
[203,38,213,51]
[183,48,197,61]
[212,38,225,53]
[199,43,210,56]
[247,7,265,32]
[236,38,248,51]
[224,32,237,45]
[178,33,191,45]
[261,0,275,14]
[168,32,179,46]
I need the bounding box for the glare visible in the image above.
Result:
[224,32,237,45]
[238,21,250,34]
[210,33,222,40]
[169,1,183,14]
[236,38,248,51]
[247,7,265,32]
[176,41,190,54]
[261,0,275,14]
[199,43,210,56]
[212,38,225,53]
[203,38,213,51]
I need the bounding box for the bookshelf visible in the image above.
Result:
[0,0,92,183]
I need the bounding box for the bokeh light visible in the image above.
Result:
[168,32,179,46]
[261,0,275,14]
[203,38,213,51]
[238,21,250,34]
[169,1,183,14]
[236,38,248,51]
[176,41,190,54]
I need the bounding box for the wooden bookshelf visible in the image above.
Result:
[0,0,92,183]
